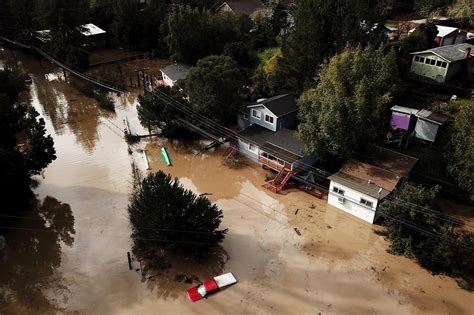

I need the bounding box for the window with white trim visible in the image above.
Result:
[251,109,261,119]
[264,114,274,124]
[243,113,249,120]
[333,186,344,196]
[248,143,257,153]
[360,198,373,208]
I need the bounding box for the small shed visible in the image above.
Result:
[390,105,419,131]
[414,109,448,142]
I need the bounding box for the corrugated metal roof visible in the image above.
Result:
[435,25,462,38]
[328,172,391,199]
[411,43,474,62]
[415,109,449,125]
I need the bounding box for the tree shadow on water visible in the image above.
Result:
[140,246,229,301]
[0,196,75,314]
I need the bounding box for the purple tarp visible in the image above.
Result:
[391,113,411,131]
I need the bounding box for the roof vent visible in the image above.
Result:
[378,188,383,195]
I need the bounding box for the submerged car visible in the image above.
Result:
[187,272,237,302]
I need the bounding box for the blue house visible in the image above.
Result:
[236,95,319,193]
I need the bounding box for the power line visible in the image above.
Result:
[144,89,474,249]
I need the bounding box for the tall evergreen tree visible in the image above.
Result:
[129,171,227,259]
[183,55,246,124]
[446,100,474,200]
[272,0,383,94]
[297,46,398,159]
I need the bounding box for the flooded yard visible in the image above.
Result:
[0,48,473,314]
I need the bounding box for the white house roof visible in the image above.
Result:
[391,105,419,115]
[410,43,474,63]
[36,23,106,42]
[81,23,106,36]
[435,25,462,38]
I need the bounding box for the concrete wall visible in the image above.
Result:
[328,181,379,224]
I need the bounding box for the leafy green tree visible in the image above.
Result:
[112,0,168,51]
[448,0,474,25]
[183,55,246,124]
[297,46,398,159]
[112,0,142,49]
[137,86,191,138]
[165,5,253,64]
[128,171,227,259]
[272,0,383,94]
[446,100,474,200]
[0,69,56,215]
[379,183,474,280]
[166,5,212,64]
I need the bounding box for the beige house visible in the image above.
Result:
[410,43,474,83]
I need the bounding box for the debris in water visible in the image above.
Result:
[199,192,213,197]
[326,225,332,229]
[175,274,193,284]
[294,227,301,236]
[309,204,315,209]
[294,209,299,215]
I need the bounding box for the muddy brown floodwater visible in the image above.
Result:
[0,48,473,315]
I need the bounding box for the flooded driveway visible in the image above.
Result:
[0,48,473,314]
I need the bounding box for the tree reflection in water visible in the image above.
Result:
[141,246,229,300]
[0,196,75,314]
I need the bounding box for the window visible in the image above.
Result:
[264,114,274,124]
[333,186,344,196]
[414,56,420,62]
[419,56,425,63]
[441,62,447,68]
[425,58,431,64]
[248,143,257,153]
[360,198,373,208]
[436,60,442,67]
[251,109,261,119]
[243,113,249,120]
[430,59,436,65]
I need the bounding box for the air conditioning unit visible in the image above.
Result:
[338,197,345,203]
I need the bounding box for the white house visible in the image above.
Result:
[160,63,191,88]
[328,146,417,224]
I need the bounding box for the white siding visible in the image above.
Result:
[161,72,175,87]
[328,180,379,224]
[237,139,259,161]
[248,105,278,132]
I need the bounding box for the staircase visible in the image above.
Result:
[263,168,293,193]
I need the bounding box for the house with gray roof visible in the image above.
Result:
[160,63,191,88]
[410,43,474,83]
[215,0,263,16]
[328,147,417,224]
[236,95,319,194]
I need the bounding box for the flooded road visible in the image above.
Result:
[0,48,473,314]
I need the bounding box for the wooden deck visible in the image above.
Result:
[258,155,291,171]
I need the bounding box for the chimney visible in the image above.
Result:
[465,47,472,59]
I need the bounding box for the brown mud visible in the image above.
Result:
[0,48,473,314]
